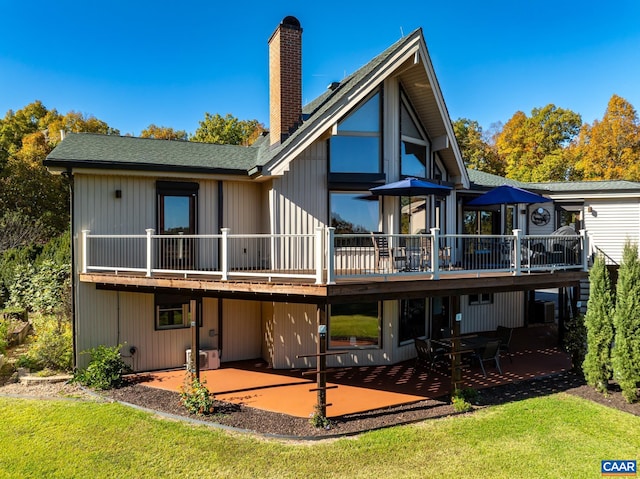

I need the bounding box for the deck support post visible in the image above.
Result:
[317,304,328,417]
[190,299,200,380]
[450,295,462,394]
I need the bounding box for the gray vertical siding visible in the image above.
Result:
[460,292,525,334]
[270,142,328,235]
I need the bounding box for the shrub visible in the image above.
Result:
[565,313,587,373]
[612,242,640,403]
[582,255,615,392]
[451,387,477,412]
[180,373,216,415]
[309,404,332,429]
[0,319,8,354]
[25,314,73,371]
[74,345,132,390]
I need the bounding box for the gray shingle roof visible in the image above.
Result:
[45,133,261,174]
[467,168,640,194]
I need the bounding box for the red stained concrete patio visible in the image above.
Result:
[134,324,570,418]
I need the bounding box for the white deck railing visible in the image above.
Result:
[81,227,589,285]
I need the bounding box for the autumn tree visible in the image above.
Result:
[573,95,640,181]
[140,124,188,141]
[191,113,265,146]
[453,118,504,176]
[0,102,118,249]
[495,105,582,182]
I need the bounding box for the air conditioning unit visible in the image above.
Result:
[542,301,555,323]
[185,349,220,370]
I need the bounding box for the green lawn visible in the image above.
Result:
[1,393,639,478]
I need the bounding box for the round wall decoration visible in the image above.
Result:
[530,207,550,226]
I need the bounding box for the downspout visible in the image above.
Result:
[64,167,78,369]
[217,180,224,360]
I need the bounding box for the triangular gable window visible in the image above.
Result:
[330,90,381,174]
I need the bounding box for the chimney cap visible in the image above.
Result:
[281,16,301,30]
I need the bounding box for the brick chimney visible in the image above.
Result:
[268,16,302,146]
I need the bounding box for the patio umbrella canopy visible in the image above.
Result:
[467,184,551,206]
[369,177,452,196]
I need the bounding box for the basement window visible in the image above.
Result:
[468,293,493,306]
[155,294,201,330]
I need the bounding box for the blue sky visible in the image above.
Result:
[1,1,639,136]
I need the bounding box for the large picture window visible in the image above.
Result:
[330,192,379,234]
[329,302,380,348]
[329,91,381,173]
[400,95,429,178]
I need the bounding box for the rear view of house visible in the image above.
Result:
[45,17,588,374]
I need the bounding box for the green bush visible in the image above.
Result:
[612,243,640,403]
[452,387,477,412]
[309,404,332,429]
[0,319,8,354]
[565,313,588,373]
[180,373,216,415]
[74,345,132,390]
[25,314,73,371]
[582,255,615,392]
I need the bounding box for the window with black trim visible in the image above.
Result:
[329,91,381,174]
[400,92,429,178]
[329,302,381,348]
[157,181,198,270]
[469,293,493,305]
[155,294,201,330]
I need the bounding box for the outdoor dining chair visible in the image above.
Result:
[471,339,502,377]
[414,338,447,372]
[496,326,514,363]
[371,232,407,272]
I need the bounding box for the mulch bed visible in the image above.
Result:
[101,370,640,439]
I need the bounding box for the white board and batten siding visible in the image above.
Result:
[270,142,328,236]
[584,199,640,264]
[460,292,525,334]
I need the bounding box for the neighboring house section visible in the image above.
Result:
[46,17,588,373]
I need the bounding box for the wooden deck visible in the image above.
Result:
[83,268,587,304]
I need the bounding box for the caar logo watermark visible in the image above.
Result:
[602,460,637,476]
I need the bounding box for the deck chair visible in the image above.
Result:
[414,338,446,372]
[371,232,406,272]
[472,339,502,377]
[496,326,513,363]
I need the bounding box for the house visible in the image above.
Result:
[45,16,588,376]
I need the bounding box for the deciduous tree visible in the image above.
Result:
[453,118,504,176]
[573,95,640,181]
[140,124,188,141]
[191,113,264,146]
[495,105,581,182]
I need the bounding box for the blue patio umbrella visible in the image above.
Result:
[369,177,452,196]
[467,184,551,206]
